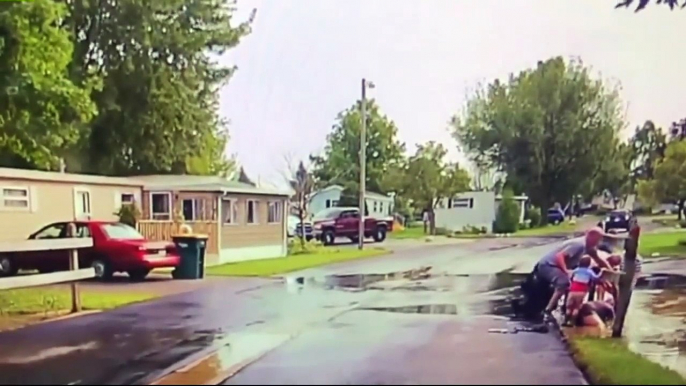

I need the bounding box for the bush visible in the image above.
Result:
[115,204,141,228]
[678,239,686,247]
[288,239,325,255]
[679,220,686,229]
[494,190,520,234]
[525,207,542,228]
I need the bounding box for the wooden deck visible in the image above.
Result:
[137,221,219,255]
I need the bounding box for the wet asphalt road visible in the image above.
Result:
[0,237,587,385]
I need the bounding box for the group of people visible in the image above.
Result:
[526,226,641,332]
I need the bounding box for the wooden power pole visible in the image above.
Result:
[612,218,640,338]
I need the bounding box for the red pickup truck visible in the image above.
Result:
[312,207,393,245]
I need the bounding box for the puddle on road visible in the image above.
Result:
[624,273,686,378]
[360,304,458,315]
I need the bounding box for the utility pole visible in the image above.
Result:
[359,78,374,250]
[612,218,640,338]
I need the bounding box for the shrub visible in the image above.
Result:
[678,239,686,247]
[494,190,520,234]
[115,204,141,228]
[525,207,542,228]
[288,239,325,255]
[679,220,686,229]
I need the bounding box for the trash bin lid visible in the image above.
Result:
[171,233,209,240]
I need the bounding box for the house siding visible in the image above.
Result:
[220,194,286,249]
[0,178,140,241]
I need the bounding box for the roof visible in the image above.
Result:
[137,175,290,197]
[309,184,393,201]
[495,194,528,201]
[0,167,143,187]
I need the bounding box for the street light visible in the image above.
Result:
[359,78,375,250]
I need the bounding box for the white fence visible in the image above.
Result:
[0,237,95,312]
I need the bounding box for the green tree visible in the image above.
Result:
[310,99,406,195]
[392,142,470,234]
[450,57,625,221]
[592,142,632,208]
[0,0,96,170]
[616,0,685,11]
[64,0,251,176]
[629,120,667,183]
[495,189,521,234]
[638,141,686,220]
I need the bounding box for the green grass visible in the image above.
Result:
[390,227,428,239]
[206,248,389,277]
[515,222,578,236]
[638,231,686,258]
[570,337,686,385]
[0,288,155,315]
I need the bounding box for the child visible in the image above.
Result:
[566,255,604,321]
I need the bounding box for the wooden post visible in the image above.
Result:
[612,219,640,338]
[66,223,81,313]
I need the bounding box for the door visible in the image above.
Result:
[74,188,92,220]
[338,210,359,237]
[27,222,69,271]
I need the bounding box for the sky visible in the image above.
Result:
[218,0,684,188]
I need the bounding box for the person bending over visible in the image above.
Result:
[575,300,615,335]
[536,227,613,316]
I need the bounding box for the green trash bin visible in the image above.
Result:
[171,234,208,280]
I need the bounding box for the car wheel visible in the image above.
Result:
[128,269,151,282]
[373,227,387,243]
[0,255,18,277]
[91,259,113,281]
[322,230,335,246]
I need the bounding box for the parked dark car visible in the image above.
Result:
[287,215,313,241]
[600,209,633,232]
[546,208,565,225]
[0,221,180,281]
[312,207,393,246]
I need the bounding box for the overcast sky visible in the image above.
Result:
[218,0,683,187]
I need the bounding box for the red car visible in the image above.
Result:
[0,221,180,281]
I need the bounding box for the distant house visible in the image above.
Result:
[307,185,395,218]
[434,191,528,233]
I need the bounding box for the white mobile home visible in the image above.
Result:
[307,185,394,218]
[434,191,528,233]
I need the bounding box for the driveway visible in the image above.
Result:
[0,238,585,385]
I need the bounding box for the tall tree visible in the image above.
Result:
[593,142,632,208]
[638,141,686,220]
[0,0,96,170]
[628,120,667,184]
[63,0,251,176]
[392,142,470,234]
[310,99,405,197]
[288,161,314,247]
[451,57,625,219]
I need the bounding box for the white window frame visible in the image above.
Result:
[222,198,238,225]
[150,192,172,221]
[0,186,31,212]
[268,201,282,224]
[451,198,474,209]
[74,187,92,219]
[246,199,259,224]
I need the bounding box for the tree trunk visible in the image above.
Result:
[678,199,685,221]
[612,219,640,338]
[429,208,436,235]
[298,199,306,249]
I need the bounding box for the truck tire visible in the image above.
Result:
[128,269,151,282]
[322,230,336,246]
[373,226,387,243]
[0,255,18,277]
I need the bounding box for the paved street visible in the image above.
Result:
[0,238,586,385]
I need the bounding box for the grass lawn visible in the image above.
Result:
[570,337,685,385]
[515,222,578,236]
[206,248,389,277]
[638,231,686,258]
[390,227,429,239]
[0,287,155,331]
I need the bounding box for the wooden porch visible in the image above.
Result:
[137,221,219,255]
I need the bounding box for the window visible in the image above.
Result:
[246,200,259,224]
[451,198,474,209]
[222,198,238,224]
[151,192,171,221]
[341,210,359,219]
[121,193,135,205]
[268,201,282,223]
[182,198,206,221]
[331,200,339,207]
[325,199,331,208]
[1,187,29,210]
[373,201,378,212]
[101,223,144,240]
[75,189,92,218]
[32,223,66,239]
[75,224,91,238]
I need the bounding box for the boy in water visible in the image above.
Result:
[566,255,604,321]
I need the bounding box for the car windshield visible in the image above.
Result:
[610,210,628,217]
[313,208,342,221]
[102,223,145,240]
